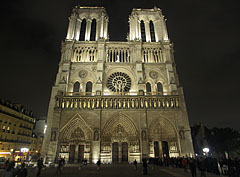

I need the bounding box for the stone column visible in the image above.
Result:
[100,13,104,38]
[104,17,108,40]
[144,21,151,42]
[66,16,76,40]
[96,19,100,41]
[153,20,161,42]
[74,19,81,41]
[85,19,91,41]
[161,16,169,41]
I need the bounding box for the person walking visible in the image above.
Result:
[56,158,63,174]
[133,159,137,170]
[96,159,101,170]
[198,157,207,177]
[142,158,148,175]
[182,158,188,173]
[189,159,197,177]
[36,158,44,177]
[17,163,28,177]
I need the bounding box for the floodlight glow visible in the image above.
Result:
[203,148,209,153]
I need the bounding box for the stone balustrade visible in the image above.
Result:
[70,42,165,63]
[55,93,179,109]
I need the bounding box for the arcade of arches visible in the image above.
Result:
[56,113,180,163]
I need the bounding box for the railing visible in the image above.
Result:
[55,92,179,110]
[70,42,165,63]
[106,44,133,63]
[142,47,163,63]
[71,43,98,62]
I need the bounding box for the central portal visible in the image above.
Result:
[112,142,128,162]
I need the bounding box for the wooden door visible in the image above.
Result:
[122,142,128,162]
[78,145,84,162]
[154,141,160,158]
[112,142,119,163]
[69,145,75,163]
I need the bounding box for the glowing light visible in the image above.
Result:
[0,152,11,155]
[203,148,209,153]
[10,149,13,152]
[20,148,29,153]
[44,125,47,134]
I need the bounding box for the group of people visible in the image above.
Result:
[2,160,27,177]
[142,156,240,177]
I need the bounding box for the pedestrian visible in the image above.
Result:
[17,163,28,177]
[36,158,44,177]
[97,159,101,170]
[142,158,148,175]
[198,157,207,177]
[133,159,137,170]
[2,163,15,177]
[189,159,197,177]
[56,158,63,174]
[182,158,188,173]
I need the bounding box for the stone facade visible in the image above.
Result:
[42,6,194,163]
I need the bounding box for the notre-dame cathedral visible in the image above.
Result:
[42,6,194,163]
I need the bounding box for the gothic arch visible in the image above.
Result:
[101,112,139,142]
[148,116,177,142]
[60,113,93,142]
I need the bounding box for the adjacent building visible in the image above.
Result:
[0,99,35,160]
[42,6,194,163]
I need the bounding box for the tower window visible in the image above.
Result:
[79,19,86,41]
[149,21,156,42]
[73,82,80,92]
[90,19,96,41]
[146,82,152,93]
[140,20,146,42]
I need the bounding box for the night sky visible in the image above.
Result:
[1,0,239,130]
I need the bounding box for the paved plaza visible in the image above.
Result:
[0,164,222,177]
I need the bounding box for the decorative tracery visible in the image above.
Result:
[107,72,131,92]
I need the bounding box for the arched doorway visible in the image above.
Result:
[148,118,179,158]
[58,114,93,162]
[101,113,139,163]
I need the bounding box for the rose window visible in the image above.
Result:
[107,72,131,92]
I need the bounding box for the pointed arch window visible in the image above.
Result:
[157,82,163,95]
[149,21,156,42]
[79,19,86,41]
[73,82,80,92]
[86,81,92,95]
[140,20,146,42]
[90,19,96,41]
[146,82,151,93]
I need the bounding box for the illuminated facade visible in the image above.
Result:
[0,99,36,160]
[42,6,194,163]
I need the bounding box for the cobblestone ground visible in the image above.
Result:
[0,164,222,177]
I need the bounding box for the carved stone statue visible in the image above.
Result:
[94,130,99,141]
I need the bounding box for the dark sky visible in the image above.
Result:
[1,0,240,130]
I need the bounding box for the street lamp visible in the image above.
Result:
[203,147,209,156]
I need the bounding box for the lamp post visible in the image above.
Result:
[203,147,209,156]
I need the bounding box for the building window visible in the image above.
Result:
[86,81,92,94]
[90,19,96,41]
[73,82,80,92]
[146,82,152,93]
[157,82,163,94]
[140,20,146,42]
[79,19,86,41]
[149,21,156,42]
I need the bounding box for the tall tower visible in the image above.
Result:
[42,6,194,163]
